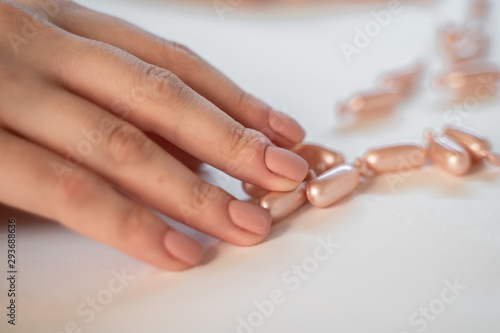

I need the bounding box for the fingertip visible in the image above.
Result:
[228,200,272,237]
[264,146,308,183]
[163,229,204,268]
[268,110,306,145]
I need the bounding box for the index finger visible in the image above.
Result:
[44,35,308,191]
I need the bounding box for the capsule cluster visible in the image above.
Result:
[243,124,500,223]
[337,0,499,123]
[435,0,499,100]
[337,62,422,121]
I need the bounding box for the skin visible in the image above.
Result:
[0,0,306,270]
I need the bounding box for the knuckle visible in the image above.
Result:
[52,171,94,209]
[235,91,272,118]
[141,65,191,107]
[105,122,156,164]
[0,2,53,35]
[165,41,200,67]
[116,205,150,244]
[224,126,269,161]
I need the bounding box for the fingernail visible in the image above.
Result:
[268,111,306,144]
[164,230,204,266]
[265,146,308,182]
[228,200,272,235]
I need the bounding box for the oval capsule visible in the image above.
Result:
[379,63,422,97]
[259,183,307,223]
[471,0,489,20]
[338,91,401,117]
[436,61,499,99]
[486,152,500,167]
[292,143,345,176]
[307,164,360,208]
[426,133,471,176]
[363,141,427,174]
[242,182,267,198]
[443,124,491,161]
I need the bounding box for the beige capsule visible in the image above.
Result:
[439,21,487,63]
[259,183,307,223]
[307,164,360,208]
[426,133,471,176]
[242,182,267,198]
[439,23,466,49]
[363,141,427,174]
[379,62,422,97]
[292,143,345,176]
[486,152,500,167]
[338,91,401,117]
[443,124,491,162]
[470,0,489,20]
[436,61,499,99]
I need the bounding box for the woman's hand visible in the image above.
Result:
[0,0,307,270]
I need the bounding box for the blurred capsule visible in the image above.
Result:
[436,61,499,100]
[242,182,267,198]
[259,183,307,223]
[446,30,487,62]
[307,164,360,208]
[363,141,427,174]
[439,23,466,49]
[470,0,489,20]
[338,91,401,118]
[292,143,344,176]
[443,124,491,161]
[486,152,500,167]
[426,132,471,176]
[379,62,422,97]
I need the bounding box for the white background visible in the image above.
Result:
[1,0,499,332]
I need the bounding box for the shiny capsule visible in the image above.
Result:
[439,23,465,49]
[443,124,491,161]
[307,164,360,208]
[426,133,471,176]
[436,61,499,99]
[486,152,500,167]
[363,141,427,174]
[439,21,487,62]
[292,143,345,176]
[259,183,307,223]
[338,91,401,117]
[242,182,267,198]
[379,63,422,97]
[470,0,489,20]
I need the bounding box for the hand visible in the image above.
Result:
[0,0,307,270]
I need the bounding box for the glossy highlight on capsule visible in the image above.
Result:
[259,183,307,223]
[307,164,360,208]
[443,124,491,161]
[426,132,471,176]
[436,61,499,100]
[338,91,401,118]
[379,62,422,97]
[363,141,427,174]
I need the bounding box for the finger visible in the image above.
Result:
[0,128,203,270]
[1,81,273,246]
[49,2,306,148]
[144,132,202,171]
[32,30,308,192]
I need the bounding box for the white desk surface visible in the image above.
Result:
[1,0,499,332]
